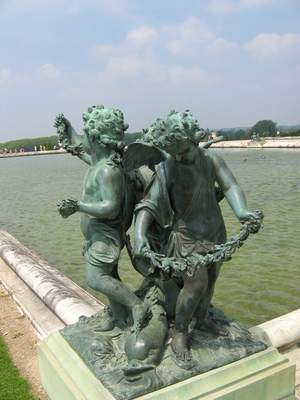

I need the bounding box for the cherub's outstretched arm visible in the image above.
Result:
[54,113,91,165]
[213,152,263,231]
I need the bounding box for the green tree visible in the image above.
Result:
[45,141,52,150]
[123,131,142,145]
[234,129,246,140]
[248,120,277,138]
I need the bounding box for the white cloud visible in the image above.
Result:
[164,20,237,56]
[102,49,222,88]
[168,65,221,86]
[92,44,118,57]
[244,33,300,59]
[0,64,62,88]
[210,37,237,53]
[126,26,159,46]
[35,63,63,80]
[106,54,157,78]
[163,16,213,54]
[167,39,186,55]
[92,27,159,60]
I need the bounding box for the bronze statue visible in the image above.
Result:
[55,105,149,333]
[133,109,263,367]
[55,106,265,399]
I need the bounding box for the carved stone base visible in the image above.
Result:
[37,331,295,400]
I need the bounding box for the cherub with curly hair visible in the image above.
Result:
[134,110,262,367]
[55,105,149,333]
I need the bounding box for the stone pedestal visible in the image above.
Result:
[37,331,295,400]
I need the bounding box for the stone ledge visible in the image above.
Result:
[0,257,65,339]
[37,332,295,400]
[0,228,103,327]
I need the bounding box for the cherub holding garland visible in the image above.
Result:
[133,110,263,366]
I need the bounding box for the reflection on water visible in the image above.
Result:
[0,150,299,327]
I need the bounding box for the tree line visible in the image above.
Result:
[0,132,143,153]
[215,120,300,141]
[1,121,299,152]
[0,136,60,153]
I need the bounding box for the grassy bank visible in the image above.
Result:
[0,335,36,400]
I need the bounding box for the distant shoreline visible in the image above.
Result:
[0,149,68,158]
[1,137,299,159]
[211,137,300,149]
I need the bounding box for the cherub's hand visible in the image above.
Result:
[239,210,264,234]
[133,235,150,258]
[57,198,79,219]
[54,113,72,149]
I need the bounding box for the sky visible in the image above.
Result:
[0,0,300,142]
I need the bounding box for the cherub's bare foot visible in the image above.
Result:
[94,318,126,332]
[194,318,228,336]
[130,302,150,334]
[171,330,191,362]
[171,330,195,370]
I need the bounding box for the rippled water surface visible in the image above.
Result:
[0,149,299,327]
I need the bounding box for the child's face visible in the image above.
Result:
[164,139,197,165]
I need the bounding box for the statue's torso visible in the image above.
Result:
[166,149,226,243]
[80,159,127,239]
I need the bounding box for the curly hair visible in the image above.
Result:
[82,104,128,151]
[141,109,206,148]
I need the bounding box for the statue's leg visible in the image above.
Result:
[98,265,129,331]
[193,260,228,335]
[86,262,149,333]
[172,267,208,362]
[162,278,181,319]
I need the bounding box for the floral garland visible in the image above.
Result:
[54,112,84,155]
[139,210,264,277]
